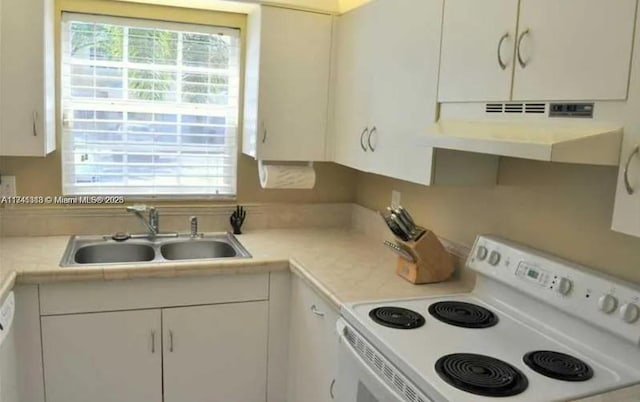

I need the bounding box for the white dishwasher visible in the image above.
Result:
[0,292,17,402]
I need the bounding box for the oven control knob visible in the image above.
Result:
[597,294,618,314]
[488,251,501,266]
[619,303,640,324]
[555,277,572,295]
[476,246,488,261]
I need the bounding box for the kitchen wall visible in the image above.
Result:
[0,155,356,204]
[116,0,341,13]
[357,158,640,284]
[117,0,367,14]
[338,0,372,13]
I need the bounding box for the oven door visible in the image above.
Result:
[334,319,433,402]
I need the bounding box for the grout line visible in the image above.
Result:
[38,285,48,402]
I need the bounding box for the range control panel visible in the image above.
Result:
[468,236,640,345]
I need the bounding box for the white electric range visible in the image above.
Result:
[335,235,640,402]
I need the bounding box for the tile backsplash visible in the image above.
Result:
[0,203,353,237]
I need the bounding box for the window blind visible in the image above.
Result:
[61,13,241,197]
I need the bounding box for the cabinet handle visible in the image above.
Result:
[262,127,267,143]
[517,28,530,68]
[330,379,336,399]
[624,145,639,195]
[32,111,38,137]
[151,330,156,354]
[169,330,174,352]
[367,126,377,152]
[360,128,369,152]
[497,32,510,70]
[310,304,325,317]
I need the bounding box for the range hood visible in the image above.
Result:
[421,111,624,167]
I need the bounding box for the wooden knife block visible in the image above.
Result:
[395,230,454,284]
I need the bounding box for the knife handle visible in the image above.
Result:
[398,206,417,228]
[391,213,412,240]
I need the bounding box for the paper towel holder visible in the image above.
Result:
[258,160,314,182]
[258,160,316,190]
[258,160,314,169]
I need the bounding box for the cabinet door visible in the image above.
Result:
[438,0,519,102]
[0,0,55,156]
[612,134,640,237]
[163,301,269,402]
[287,276,339,402]
[331,4,374,172]
[257,7,332,161]
[41,310,162,402]
[366,0,443,185]
[512,0,636,101]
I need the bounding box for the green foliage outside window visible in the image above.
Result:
[69,22,231,103]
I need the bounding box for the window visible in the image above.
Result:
[61,13,241,197]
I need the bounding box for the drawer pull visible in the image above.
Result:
[310,304,325,317]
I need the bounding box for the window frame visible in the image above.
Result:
[56,2,246,201]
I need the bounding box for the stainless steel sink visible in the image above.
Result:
[161,240,238,260]
[60,233,251,267]
[74,243,155,264]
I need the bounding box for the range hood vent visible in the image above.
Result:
[422,119,623,166]
[485,103,546,115]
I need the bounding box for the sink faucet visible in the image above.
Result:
[126,205,160,238]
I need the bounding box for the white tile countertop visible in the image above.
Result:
[0,228,637,401]
[0,228,475,309]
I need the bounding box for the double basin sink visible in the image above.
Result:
[60,233,251,267]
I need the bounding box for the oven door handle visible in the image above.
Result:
[337,322,432,402]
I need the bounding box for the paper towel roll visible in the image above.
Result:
[259,162,316,189]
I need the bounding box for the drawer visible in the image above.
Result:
[40,273,269,315]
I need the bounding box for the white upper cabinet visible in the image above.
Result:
[613,134,640,237]
[366,0,446,184]
[332,2,373,172]
[243,6,332,161]
[612,7,640,239]
[512,0,637,101]
[0,0,55,156]
[438,0,519,102]
[332,0,450,185]
[439,0,637,102]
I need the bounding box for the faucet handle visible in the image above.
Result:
[126,205,150,213]
[190,216,199,238]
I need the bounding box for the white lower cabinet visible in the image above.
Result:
[287,276,339,402]
[41,310,163,402]
[163,302,269,402]
[42,302,270,402]
[39,275,272,402]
